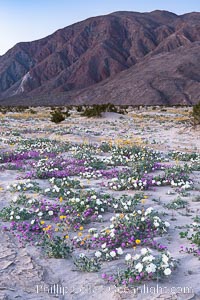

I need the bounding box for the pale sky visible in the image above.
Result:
[0,0,200,55]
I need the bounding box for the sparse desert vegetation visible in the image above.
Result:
[0,106,199,300]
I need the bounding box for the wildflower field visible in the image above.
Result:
[0,106,199,300]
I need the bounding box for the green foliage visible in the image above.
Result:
[76,106,83,112]
[192,102,200,125]
[190,232,200,247]
[43,236,73,258]
[179,223,200,248]
[193,216,200,223]
[50,109,65,123]
[81,103,125,118]
[73,254,101,272]
[100,142,112,152]
[0,205,32,221]
[165,197,188,210]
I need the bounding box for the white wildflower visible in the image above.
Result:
[164,268,171,276]
[125,253,132,261]
[95,251,102,258]
[110,251,116,258]
[146,263,156,273]
[145,207,153,216]
[135,262,143,273]
[116,247,123,255]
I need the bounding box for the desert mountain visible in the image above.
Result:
[0,10,200,105]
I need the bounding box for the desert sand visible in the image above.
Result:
[0,107,199,300]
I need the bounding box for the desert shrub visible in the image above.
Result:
[43,236,73,258]
[118,109,125,115]
[81,105,102,117]
[0,106,7,114]
[77,106,84,112]
[100,142,112,152]
[105,103,118,113]
[73,254,101,272]
[50,109,65,123]
[81,103,124,118]
[120,105,128,110]
[192,101,200,125]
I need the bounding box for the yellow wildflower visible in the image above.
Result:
[135,239,141,245]
[43,225,51,231]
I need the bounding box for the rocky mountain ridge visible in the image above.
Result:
[0,10,199,105]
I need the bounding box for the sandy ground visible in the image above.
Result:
[0,107,200,300]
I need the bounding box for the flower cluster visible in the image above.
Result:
[179,222,200,258]
[0,205,32,221]
[73,208,170,250]
[106,164,193,191]
[94,246,124,261]
[111,194,144,212]
[73,253,101,272]
[102,248,176,286]
[7,179,41,193]
[0,114,198,289]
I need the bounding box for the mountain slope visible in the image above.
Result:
[70,41,200,106]
[0,10,200,105]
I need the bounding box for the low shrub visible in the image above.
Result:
[192,101,200,125]
[50,109,65,123]
[81,103,125,118]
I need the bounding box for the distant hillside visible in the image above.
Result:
[0,10,200,105]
